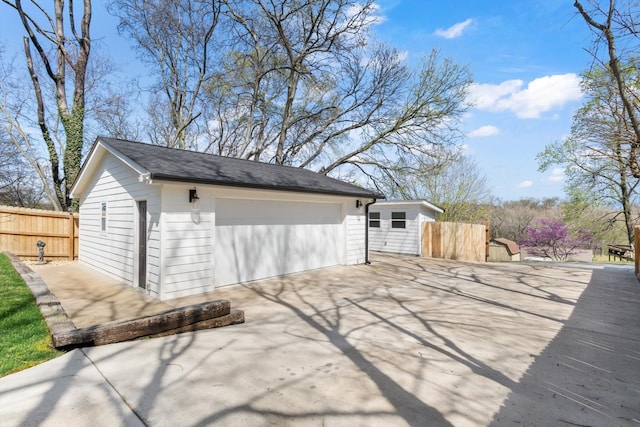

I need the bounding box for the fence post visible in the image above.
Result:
[68,213,74,260]
[485,220,490,262]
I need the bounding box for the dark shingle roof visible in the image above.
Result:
[98,137,383,199]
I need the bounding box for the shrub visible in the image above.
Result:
[519,218,595,261]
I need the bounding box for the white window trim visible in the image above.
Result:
[369,211,381,228]
[100,201,108,234]
[391,211,406,230]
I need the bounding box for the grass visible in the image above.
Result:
[0,254,62,377]
[592,254,634,264]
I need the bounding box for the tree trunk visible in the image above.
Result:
[575,0,640,178]
[8,0,92,211]
[276,69,300,165]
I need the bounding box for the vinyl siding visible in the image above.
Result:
[369,204,435,256]
[78,155,369,299]
[159,185,215,299]
[346,205,366,264]
[78,154,161,295]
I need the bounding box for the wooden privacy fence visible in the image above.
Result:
[0,206,78,260]
[422,221,488,263]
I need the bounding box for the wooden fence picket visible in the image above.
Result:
[0,206,78,260]
[422,221,487,262]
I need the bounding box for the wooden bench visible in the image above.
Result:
[608,244,634,262]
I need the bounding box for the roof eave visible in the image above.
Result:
[70,137,151,199]
[151,174,384,199]
[374,199,444,213]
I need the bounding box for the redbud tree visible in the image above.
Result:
[519,218,595,261]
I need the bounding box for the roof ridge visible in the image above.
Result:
[95,136,384,199]
[99,136,324,175]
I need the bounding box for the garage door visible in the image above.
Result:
[214,198,344,286]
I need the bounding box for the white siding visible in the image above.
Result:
[159,185,215,299]
[346,204,366,265]
[79,153,370,299]
[214,197,344,286]
[369,204,422,255]
[78,154,161,295]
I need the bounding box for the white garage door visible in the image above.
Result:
[214,198,344,286]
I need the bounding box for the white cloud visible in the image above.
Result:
[518,180,533,188]
[468,73,583,118]
[397,50,409,62]
[435,18,473,39]
[468,125,499,138]
[548,168,565,182]
[344,3,385,28]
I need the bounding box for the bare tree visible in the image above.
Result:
[109,0,220,149]
[0,134,47,207]
[1,0,91,211]
[490,198,561,242]
[538,65,640,244]
[223,0,379,165]
[385,152,493,223]
[91,84,143,141]
[210,0,472,187]
[108,0,471,189]
[0,53,62,208]
[574,0,640,178]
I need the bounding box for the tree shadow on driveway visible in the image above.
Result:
[488,265,640,426]
[193,254,603,426]
[241,281,454,427]
[6,254,635,427]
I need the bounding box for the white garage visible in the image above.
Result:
[214,198,344,286]
[70,137,382,300]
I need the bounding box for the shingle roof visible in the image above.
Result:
[493,238,521,255]
[95,137,384,199]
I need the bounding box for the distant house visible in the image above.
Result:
[489,238,521,262]
[368,200,443,256]
[70,137,383,300]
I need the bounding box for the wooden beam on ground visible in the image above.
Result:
[5,252,245,350]
[52,300,241,349]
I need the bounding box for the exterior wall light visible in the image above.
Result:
[189,188,200,213]
[189,188,199,203]
[356,199,362,208]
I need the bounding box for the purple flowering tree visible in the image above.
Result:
[519,219,595,261]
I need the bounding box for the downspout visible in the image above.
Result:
[365,198,377,265]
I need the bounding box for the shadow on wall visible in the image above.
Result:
[216,222,343,286]
[214,199,344,287]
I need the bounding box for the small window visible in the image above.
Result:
[369,211,380,228]
[391,211,406,229]
[101,202,107,232]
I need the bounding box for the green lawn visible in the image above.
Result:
[0,254,62,377]
[592,254,634,263]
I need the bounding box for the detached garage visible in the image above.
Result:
[70,137,383,300]
[369,200,443,256]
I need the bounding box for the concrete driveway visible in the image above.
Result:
[1,254,639,426]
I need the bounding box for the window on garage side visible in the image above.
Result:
[369,211,380,228]
[391,211,406,229]
[101,202,107,233]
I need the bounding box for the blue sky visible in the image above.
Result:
[371,0,594,201]
[2,1,595,201]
